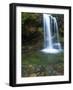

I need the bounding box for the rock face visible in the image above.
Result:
[22,64,64,77]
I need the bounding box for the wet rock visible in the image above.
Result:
[30,73,37,77]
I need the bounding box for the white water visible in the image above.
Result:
[41,14,62,54]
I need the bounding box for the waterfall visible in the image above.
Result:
[41,14,62,54]
[44,14,53,49]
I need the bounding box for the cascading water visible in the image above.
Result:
[41,14,62,54]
